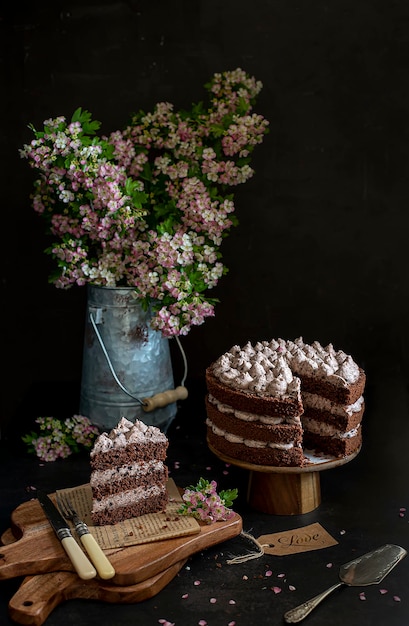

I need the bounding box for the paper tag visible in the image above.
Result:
[57,479,200,549]
[257,523,338,556]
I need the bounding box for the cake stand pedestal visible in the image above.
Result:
[208,442,360,515]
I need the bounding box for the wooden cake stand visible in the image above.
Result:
[208,441,360,515]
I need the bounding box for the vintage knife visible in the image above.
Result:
[37,490,97,580]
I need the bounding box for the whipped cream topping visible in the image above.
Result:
[90,417,167,456]
[212,341,301,397]
[212,338,361,395]
[285,338,360,385]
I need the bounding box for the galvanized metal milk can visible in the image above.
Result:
[79,285,177,432]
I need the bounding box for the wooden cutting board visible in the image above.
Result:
[0,495,242,586]
[8,561,188,626]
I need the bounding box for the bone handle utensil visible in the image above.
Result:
[73,522,115,580]
[56,492,115,580]
[37,490,97,580]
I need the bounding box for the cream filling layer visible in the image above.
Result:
[92,484,166,513]
[302,417,361,440]
[90,460,165,487]
[208,394,301,426]
[206,418,295,450]
[302,392,364,417]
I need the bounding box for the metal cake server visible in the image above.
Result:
[284,544,407,623]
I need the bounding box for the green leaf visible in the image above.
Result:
[71,107,84,123]
[219,488,238,508]
[71,108,101,135]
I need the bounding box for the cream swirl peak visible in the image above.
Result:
[90,417,167,456]
[285,338,360,384]
[213,342,300,397]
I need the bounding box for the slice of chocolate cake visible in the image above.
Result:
[90,417,169,525]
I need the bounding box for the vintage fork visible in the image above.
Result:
[56,491,115,580]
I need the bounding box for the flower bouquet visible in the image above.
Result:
[20,68,269,337]
[22,415,99,462]
[178,478,238,524]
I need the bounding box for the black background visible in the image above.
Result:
[2,0,409,433]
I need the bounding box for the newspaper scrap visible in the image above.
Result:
[56,478,200,549]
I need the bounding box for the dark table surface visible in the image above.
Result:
[1,374,409,626]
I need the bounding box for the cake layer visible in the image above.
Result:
[90,460,168,499]
[207,423,305,467]
[301,392,364,430]
[90,418,168,471]
[91,485,168,526]
[206,370,303,418]
[207,393,302,427]
[206,397,302,445]
[298,369,366,406]
[303,425,362,458]
[90,443,167,471]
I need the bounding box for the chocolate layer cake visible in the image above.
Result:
[90,417,169,525]
[206,338,365,467]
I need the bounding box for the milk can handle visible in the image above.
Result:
[89,311,188,409]
[89,312,147,406]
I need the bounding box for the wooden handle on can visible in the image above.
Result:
[142,386,188,412]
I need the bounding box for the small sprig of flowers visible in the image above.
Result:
[22,415,99,462]
[20,68,269,338]
[178,477,238,524]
